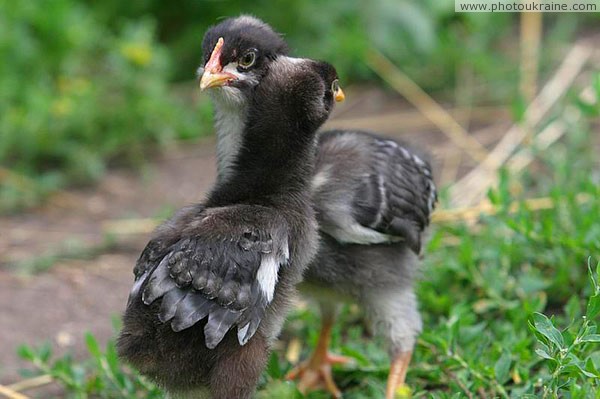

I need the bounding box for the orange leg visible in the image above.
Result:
[286,313,352,398]
[385,351,413,399]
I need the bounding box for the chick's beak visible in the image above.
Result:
[199,37,236,91]
[334,86,345,103]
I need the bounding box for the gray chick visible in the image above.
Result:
[288,130,437,399]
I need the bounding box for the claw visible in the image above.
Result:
[286,352,352,398]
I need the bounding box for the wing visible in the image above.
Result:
[313,131,437,253]
[131,205,289,349]
[351,137,437,252]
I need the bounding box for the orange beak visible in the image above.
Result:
[334,87,345,102]
[199,37,237,91]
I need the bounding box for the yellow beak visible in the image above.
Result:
[199,37,236,91]
[334,87,345,102]
[200,72,235,91]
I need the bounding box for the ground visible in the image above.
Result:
[0,86,509,391]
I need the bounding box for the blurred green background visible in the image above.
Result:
[1,0,598,212]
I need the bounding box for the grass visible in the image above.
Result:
[14,105,600,396]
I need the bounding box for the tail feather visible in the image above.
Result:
[171,292,214,332]
[158,289,187,323]
[204,307,241,349]
[142,258,176,305]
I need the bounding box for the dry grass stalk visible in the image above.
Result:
[102,218,158,236]
[520,11,543,146]
[6,375,53,393]
[507,120,567,174]
[439,151,463,187]
[458,84,591,205]
[0,385,29,399]
[520,12,542,106]
[506,85,593,174]
[432,193,591,224]
[327,106,505,134]
[449,42,593,207]
[366,49,489,162]
[285,338,302,364]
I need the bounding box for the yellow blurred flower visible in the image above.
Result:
[395,384,412,399]
[72,78,91,93]
[120,42,153,67]
[57,76,90,94]
[57,76,70,93]
[51,97,73,117]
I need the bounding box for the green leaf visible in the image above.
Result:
[85,332,102,360]
[575,98,599,117]
[586,294,600,320]
[494,350,511,383]
[594,72,600,97]
[587,259,600,293]
[564,363,597,378]
[511,94,527,123]
[585,357,600,377]
[257,380,302,399]
[17,345,36,362]
[532,312,565,348]
[340,346,371,367]
[39,342,52,363]
[535,347,554,360]
[266,352,281,379]
[580,334,600,343]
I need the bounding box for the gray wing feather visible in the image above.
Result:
[158,289,187,323]
[204,307,242,349]
[354,138,436,252]
[142,257,176,305]
[134,209,289,349]
[171,292,215,332]
[313,131,437,252]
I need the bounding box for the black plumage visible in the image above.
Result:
[201,16,288,69]
[117,50,339,398]
[190,16,438,399]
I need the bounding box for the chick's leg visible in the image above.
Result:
[385,351,413,399]
[286,308,352,398]
[363,287,421,399]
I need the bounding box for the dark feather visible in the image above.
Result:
[313,130,437,252]
[128,271,148,304]
[204,307,242,349]
[388,217,421,253]
[158,289,187,323]
[171,292,215,332]
[236,283,268,345]
[142,258,176,305]
[134,206,289,348]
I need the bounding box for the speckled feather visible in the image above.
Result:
[312,130,437,252]
[138,209,289,349]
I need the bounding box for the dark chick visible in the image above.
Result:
[197,16,438,399]
[117,50,340,398]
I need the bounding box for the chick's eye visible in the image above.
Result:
[331,79,339,93]
[238,51,256,69]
